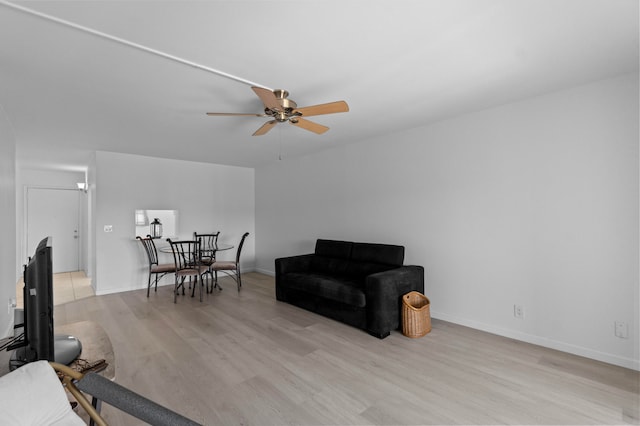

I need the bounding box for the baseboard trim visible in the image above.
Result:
[96,283,153,296]
[431,310,639,371]
[254,267,275,277]
[95,267,260,296]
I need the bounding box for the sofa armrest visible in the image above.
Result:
[364,265,425,338]
[76,372,201,426]
[275,254,314,277]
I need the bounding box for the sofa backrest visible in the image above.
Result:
[315,239,353,259]
[351,242,404,266]
[311,239,405,280]
[310,239,353,275]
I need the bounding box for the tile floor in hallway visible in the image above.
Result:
[15,271,95,308]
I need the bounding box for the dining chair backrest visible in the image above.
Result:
[235,232,250,264]
[193,232,220,258]
[137,235,160,267]
[166,239,201,271]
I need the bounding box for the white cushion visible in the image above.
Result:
[0,360,85,425]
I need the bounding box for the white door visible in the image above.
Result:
[27,188,80,273]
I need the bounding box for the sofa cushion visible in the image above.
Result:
[280,272,366,307]
[351,242,404,266]
[311,240,353,275]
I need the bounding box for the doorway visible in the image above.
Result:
[26,187,80,273]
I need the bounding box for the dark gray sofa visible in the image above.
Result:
[275,239,424,338]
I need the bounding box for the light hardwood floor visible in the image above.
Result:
[54,273,639,425]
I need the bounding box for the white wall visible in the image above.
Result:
[95,151,254,295]
[87,153,97,282]
[255,73,639,370]
[0,106,17,337]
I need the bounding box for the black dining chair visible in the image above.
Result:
[193,232,220,293]
[211,232,250,292]
[137,236,177,297]
[166,239,209,303]
[193,232,220,262]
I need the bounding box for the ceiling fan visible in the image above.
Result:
[206,87,349,136]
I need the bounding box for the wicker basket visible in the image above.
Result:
[401,291,431,338]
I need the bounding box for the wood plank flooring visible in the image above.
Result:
[54,273,639,425]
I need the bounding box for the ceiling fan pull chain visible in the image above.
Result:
[278,127,283,161]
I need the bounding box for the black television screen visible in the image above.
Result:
[23,236,55,361]
[9,236,81,369]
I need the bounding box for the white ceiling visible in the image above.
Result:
[1,0,637,170]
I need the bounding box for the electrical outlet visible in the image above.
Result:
[513,304,524,319]
[7,298,16,315]
[615,321,628,339]
[104,225,113,233]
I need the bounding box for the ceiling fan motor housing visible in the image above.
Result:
[266,89,298,121]
[275,91,297,110]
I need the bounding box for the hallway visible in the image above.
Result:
[16,271,94,308]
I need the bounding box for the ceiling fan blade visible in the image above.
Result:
[206,112,266,117]
[290,117,329,134]
[252,120,277,136]
[252,87,280,110]
[293,100,349,117]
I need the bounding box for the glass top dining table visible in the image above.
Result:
[158,242,234,254]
